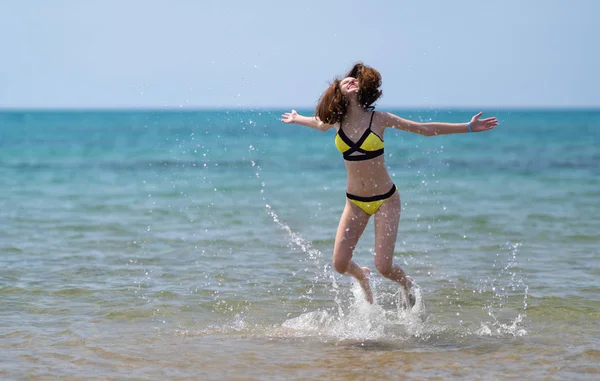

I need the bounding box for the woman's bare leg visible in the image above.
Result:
[373,192,415,307]
[333,200,373,303]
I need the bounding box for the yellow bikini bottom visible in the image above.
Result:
[346,185,397,215]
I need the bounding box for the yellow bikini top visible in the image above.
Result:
[334,111,384,161]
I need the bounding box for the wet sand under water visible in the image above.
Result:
[3,282,599,381]
[4,321,599,380]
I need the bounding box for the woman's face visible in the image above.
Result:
[339,76,359,96]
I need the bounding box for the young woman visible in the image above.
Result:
[281,63,498,306]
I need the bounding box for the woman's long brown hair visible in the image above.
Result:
[315,62,383,124]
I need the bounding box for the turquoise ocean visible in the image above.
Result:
[1,109,599,380]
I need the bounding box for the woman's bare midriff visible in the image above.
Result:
[344,156,395,196]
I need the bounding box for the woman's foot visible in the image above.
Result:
[402,275,416,308]
[359,267,374,304]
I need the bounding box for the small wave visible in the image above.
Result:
[0,246,23,254]
[48,287,96,297]
[0,286,28,295]
[0,159,262,172]
[442,157,600,174]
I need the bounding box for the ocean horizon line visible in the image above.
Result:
[1,105,600,113]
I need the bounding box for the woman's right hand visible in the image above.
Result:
[281,109,298,124]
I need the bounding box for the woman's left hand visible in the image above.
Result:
[470,112,498,132]
[281,109,298,124]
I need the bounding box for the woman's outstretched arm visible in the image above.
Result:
[281,110,335,131]
[380,111,498,136]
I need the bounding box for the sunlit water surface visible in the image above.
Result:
[1,110,599,380]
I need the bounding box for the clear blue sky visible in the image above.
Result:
[1,0,599,109]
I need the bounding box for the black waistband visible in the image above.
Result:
[346,184,396,202]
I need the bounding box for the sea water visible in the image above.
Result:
[1,109,599,379]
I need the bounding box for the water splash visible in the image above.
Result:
[475,241,529,336]
[281,281,427,341]
[250,157,341,305]
[475,313,527,337]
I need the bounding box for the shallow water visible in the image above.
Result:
[1,109,599,379]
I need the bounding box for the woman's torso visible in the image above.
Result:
[335,111,394,196]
